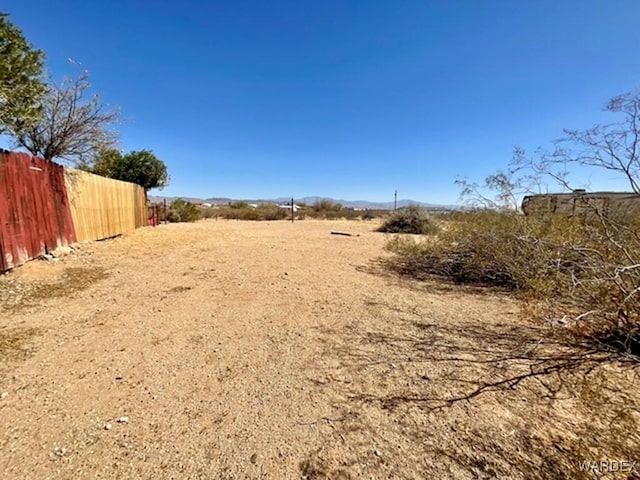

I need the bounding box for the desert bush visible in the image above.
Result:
[387,90,640,361]
[199,206,217,219]
[299,200,364,220]
[302,200,344,219]
[166,210,181,223]
[385,211,530,287]
[216,204,288,221]
[361,210,376,220]
[385,210,640,358]
[249,204,288,220]
[230,201,249,209]
[361,209,391,221]
[258,204,289,220]
[377,204,438,234]
[168,198,201,223]
[313,199,343,212]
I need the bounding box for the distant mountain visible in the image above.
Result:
[293,197,460,210]
[148,195,460,210]
[204,197,234,204]
[148,195,208,204]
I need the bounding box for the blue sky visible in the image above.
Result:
[4,1,640,203]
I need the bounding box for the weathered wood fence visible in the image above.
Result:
[0,151,148,272]
[522,191,640,217]
[0,152,76,272]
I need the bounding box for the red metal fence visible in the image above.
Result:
[0,152,77,271]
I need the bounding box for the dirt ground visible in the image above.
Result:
[1,219,638,480]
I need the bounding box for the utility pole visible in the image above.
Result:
[291,197,294,223]
[394,190,397,211]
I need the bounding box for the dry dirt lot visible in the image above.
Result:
[1,219,638,480]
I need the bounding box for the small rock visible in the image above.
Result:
[53,446,67,457]
[0,391,8,400]
[374,449,381,457]
[250,453,258,464]
[52,246,73,257]
[118,416,129,424]
[104,423,112,430]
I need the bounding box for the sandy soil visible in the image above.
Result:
[0,219,638,480]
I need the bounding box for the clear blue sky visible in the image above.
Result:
[4,1,640,203]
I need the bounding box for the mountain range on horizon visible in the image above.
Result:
[148,195,461,210]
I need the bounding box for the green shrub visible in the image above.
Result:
[215,204,288,221]
[299,200,346,219]
[377,204,438,234]
[166,210,181,223]
[169,199,201,223]
[299,201,370,220]
[313,200,343,212]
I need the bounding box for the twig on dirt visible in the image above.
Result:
[372,350,612,412]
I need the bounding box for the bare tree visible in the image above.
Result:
[512,90,640,194]
[12,69,120,164]
[456,170,545,212]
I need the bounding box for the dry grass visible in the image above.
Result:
[0,327,41,361]
[0,266,108,312]
[384,210,640,361]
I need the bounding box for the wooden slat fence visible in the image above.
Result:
[64,168,147,243]
[0,152,149,272]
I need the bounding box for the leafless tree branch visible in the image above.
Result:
[13,69,120,164]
